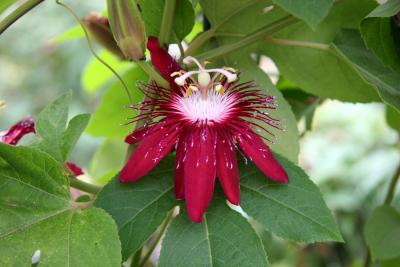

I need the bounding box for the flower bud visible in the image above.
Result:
[107,0,147,60]
[83,12,124,59]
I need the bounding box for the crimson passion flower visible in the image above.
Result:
[121,52,288,223]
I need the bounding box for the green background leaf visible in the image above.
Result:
[138,0,195,41]
[0,0,14,14]
[261,0,380,103]
[360,0,400,70]
[86,67,146,138]
[240,153,343,242]
[334,29,400,112]
[159,192,269,267]
[272,0,333,29]
[365,205,400,261]
[94,157,177,260]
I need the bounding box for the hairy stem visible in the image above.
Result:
[264,36,330,50]
[69,177,102,194]
[158,0,177,46]
[138,209,175,267]
[184,0,260,56]
[0,0,44,34]
[195,15,297,62]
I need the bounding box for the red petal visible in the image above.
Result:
[216,133,240,205]
[235,128,288,183]
[184,127,217,222]
[67,162,84,176]
[147,36,181,90]
[1,117,35,145]
[120,121,180,182]
[125,125,154,144]
[174,133,188,199]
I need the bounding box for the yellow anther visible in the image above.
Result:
[185,85,198,97]
[215,84,225,95]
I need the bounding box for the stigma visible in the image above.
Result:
[171,56,237,98]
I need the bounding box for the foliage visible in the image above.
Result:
[1,0,400,266]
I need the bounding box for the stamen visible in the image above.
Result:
[185,85,199,98]
[214,84,225,95]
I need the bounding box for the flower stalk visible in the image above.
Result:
[69,176,102,194]
[195,15,297,62]
[0,0,44,34]
[158,0,177,47]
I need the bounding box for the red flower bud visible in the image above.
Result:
[83,12,125,59]
[0,117,35,145]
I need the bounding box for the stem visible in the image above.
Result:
[195,15,297,62]
[184,0,260,56]
[0,0,44,34]
[69,177,102,194]
[158,0,177,46]
[129,247,143,267]
[264,36,330,50]
[136,60,169,88]
[138,209,174,267]
[183,29,215,57]
[363,160,400,267]
[384,161,400,205]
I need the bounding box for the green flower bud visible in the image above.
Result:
[107,0,147,61]
[83,13,125,59]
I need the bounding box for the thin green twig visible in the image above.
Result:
[158,0,177,46]
[0,0,44,34]
[55,0,133,103]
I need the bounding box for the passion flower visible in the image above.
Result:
[121,41,288,222]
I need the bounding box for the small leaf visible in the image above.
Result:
[272,0,333,29]
[94,157,178,260]
[240,153,343,243]
[34,93,90,162]
[86,67,146,138]
[334,29,400,112]
[365,205,400,260]
[159,192,269,267]
[0,144,121,266]
[360,0,400,70]
[52,24,84,43]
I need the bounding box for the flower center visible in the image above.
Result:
[177,89,233,123]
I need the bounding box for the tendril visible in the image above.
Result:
[55,0,133,103]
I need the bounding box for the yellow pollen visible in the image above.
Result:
[185,85,198,98]
[214,84,225,95]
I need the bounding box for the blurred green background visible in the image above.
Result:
[1,1,399,266]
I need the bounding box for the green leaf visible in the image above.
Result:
[0,144,121,266]
[82,50,131,93]
[334,29,400,111]
[386,105,400,133]
[240,153,343,242]
[86,67,146,138]
[137,0,195,41]
[0,0,14,14]
[94,157,178,260]
[89,138,126,183]
[34,93,90,162]
[158,192,269,267]
[360,0,400,70]
[52,24,85,43]
[365,205,400,261]
[272,0,333,29]
[261,0,381,103]
[383,257,400,267]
